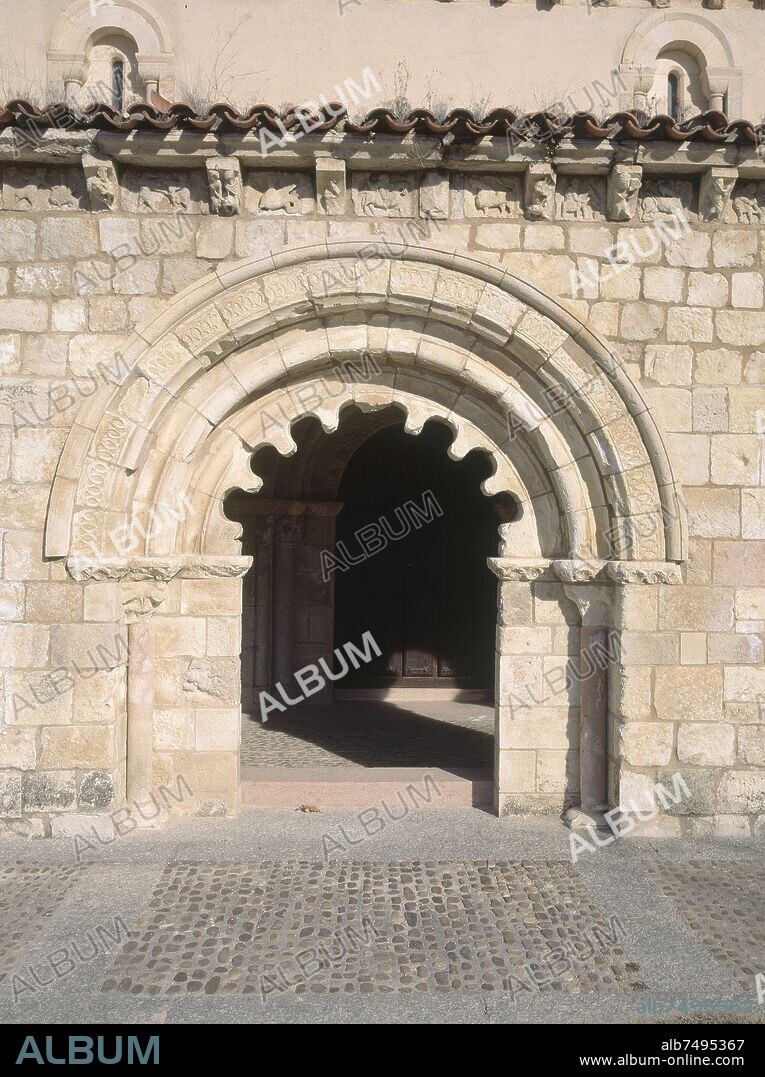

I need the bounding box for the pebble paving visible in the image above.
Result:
[646,859,765,989]
[0,865,84,982]
[240,702,494,768]
[100,859,644,998]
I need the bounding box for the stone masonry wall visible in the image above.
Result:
[0,147,764,835]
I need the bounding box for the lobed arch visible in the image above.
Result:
[45,242,686,573]
[619,11,742,116]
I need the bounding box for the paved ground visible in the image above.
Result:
[0,810,763,1024]
[240,700,494,767]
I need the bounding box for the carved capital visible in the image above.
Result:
[606,560,683,585]
[66,555,253,581]
[488,557,554,582]
[552,558,609,584]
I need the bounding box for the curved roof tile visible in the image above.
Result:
[0,100,762,144]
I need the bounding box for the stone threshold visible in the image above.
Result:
[240,766,493,809]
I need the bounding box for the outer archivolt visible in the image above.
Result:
[44,242,685,570]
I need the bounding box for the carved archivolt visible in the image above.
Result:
[44,243,685,571]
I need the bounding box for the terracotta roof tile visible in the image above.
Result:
[0,100,762,145]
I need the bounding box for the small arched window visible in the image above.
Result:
[667,72,680,120]
[112,58,125,111]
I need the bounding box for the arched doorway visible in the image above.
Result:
[45,243,684,824]
[229,410,506,793]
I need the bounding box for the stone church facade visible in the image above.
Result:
[0,0,764,837]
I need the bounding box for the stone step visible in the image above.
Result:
[240,766,493,809]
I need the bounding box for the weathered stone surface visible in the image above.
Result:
[41,218,98,259]
[620,722,673,767]
[677,723,735,766]
[78,771,115,811]
[738,727,765,766]
[644,344,693,386]
[22,770,77,812]
[0,220,36,260]
[0,771,22,816]
[712,230,757,268]
[718,771,765,814]
[0,298,48,332]
[658,588,734,632]
[654,667,723,722]
[39,725,116,770]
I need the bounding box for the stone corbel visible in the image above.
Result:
[316,155,347,215]
[699,166,737,223]
[523,164,556,221]
[206,156,242,217]
[607,163,642,222]
[703,0,725,9]
[82,153,119,212]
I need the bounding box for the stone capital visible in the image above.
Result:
[487,557,554,582]
[66,555,253,581]
[606,560,683,586]
[552,558,609,584]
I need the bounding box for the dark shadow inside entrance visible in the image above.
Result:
[227,408,507,778]
[334,422,499,690]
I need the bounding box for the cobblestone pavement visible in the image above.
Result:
[0,813,763,1024]
[0,866,82,983]
[646,860,765,991]
[100,859,642,998]
[240,701,494,768]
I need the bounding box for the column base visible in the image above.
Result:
[565,806,612,832]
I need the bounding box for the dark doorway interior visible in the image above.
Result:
[334,422,500,690]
